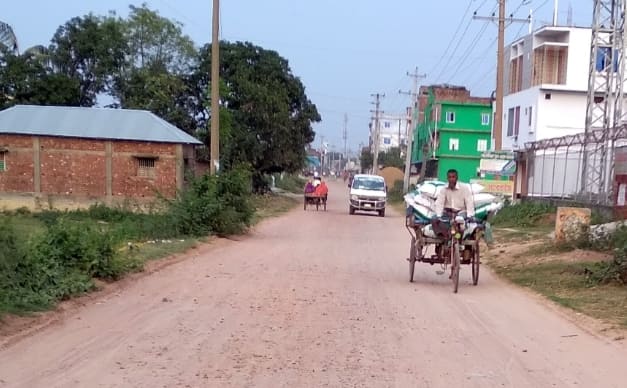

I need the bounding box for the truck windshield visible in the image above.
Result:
[353,178,385,191]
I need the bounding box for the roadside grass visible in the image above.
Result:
[119,238,202,264]
[274,174,306,194]
[490,260,627,328]
[251,194,299,223]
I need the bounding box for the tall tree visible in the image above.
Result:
[193,42,320,186]
[125,4,195,73]
[0,47,80,109]
[50,14,127,106]
[113,5,197,131]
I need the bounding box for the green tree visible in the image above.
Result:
[378,147,404,169]
[0,47,80,109]
[113,5,197,132]
[124,4,195,73]
[193,41,320,190]
[360,149,373,172]
[49,14,127,106]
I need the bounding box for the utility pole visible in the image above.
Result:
[319,135,324,174]
[370,93,384,175]
[400,67,426,192]
[343,113,348,171]
[474,2,530,151]
[209,0,220,174]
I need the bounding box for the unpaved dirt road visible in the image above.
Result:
[1,181,626,388]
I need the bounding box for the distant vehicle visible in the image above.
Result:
[348,174,387,217]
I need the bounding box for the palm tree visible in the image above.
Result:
[0,21,18,53]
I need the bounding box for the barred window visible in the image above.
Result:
[0,151,5,171]
[137,157,156,178]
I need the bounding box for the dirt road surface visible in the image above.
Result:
[1,181,626,387]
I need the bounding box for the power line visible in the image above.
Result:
[432,18,474,82]
[427,0,476,77]
[447,22,490,83]
[433,2,498,83]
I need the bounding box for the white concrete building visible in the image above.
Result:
[369,114,409,153]
[500,26,595,151]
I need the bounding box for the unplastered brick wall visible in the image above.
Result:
[418,85,492,121]
[40,137,107,197]
[0,134,181,200]
[0,134,35,193]
[111,141,178,198]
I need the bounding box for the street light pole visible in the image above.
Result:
[209,0,220,174]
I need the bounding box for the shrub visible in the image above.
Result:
[0,167,255,316]
[585,246,627,286]
[168,167,254,236]
[492,202,556,228]
[387,180,405,203]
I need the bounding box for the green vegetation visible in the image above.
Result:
[274,174,306,194]
[251,195,299,224]
[0,168,258,316]
[492,202,556,228]
[489,202,627,327]
[491,260,627,328]
[387,180,405,203]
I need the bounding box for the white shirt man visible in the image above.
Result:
[435,169,475,217]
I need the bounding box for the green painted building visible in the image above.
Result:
[412,89,493,182]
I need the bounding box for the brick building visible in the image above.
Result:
[0,105,203,208]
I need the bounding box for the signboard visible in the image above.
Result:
[471,179,514,196]
[479,151,516,177]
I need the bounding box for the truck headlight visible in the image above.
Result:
[350,195,359,201]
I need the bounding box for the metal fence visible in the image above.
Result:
[523,126,627,205]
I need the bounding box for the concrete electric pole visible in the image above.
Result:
[370,93,385,175]
[400,67,426,192]
[343,113,348,171]
[474,1,530,151]
[209,0,220,174]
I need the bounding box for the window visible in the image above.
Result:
[514,106,520,136]
[0,151,5,171]
[481,113,490,126]
[137,157,156,178]
[445,111,455,123]
[477,139,488,152]
[545,93,551,100]
[384,121,391,128]
[383,137,391,145]
[507,107,515,136]
[596,47,619,72]
[449,138,459,151]
[528,106,533,127]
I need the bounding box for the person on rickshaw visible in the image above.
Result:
[304,179,315,194]
[432,169,475,268]
[314,179,328,197]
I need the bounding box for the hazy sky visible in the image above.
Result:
[4,0,592,153]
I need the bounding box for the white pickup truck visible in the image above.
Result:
[348,174,387,217]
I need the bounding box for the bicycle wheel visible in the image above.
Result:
[452,241,460,293]
[472,242,480,286]
[409,236,416,283]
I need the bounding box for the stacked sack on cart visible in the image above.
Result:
[404,180,503,241]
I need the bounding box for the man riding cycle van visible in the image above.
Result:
[431,169,476,273]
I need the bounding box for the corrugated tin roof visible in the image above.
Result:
[0,105,203,145]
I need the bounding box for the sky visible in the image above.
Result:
[4,0,593,155]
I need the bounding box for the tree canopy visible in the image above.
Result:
[0,5,321,182]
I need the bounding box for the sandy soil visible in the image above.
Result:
[1,180,626,388]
